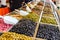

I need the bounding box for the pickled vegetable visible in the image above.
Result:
[10,19,37,37]
[0,18,12,32]
[37,2,44,6]
[0,32,32,40]
[41,17,57,25]
[37,24,60,40]
[42,13,54,17]
[42,5,53,17]
[43,7,52,14]
[23,12,39,22]
[32,6,42,15]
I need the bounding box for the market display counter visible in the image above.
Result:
[0,1,60,40]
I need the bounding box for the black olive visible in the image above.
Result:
[36,24,60,40]
[10,19,36,37]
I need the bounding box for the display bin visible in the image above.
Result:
[0,0,60,40]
